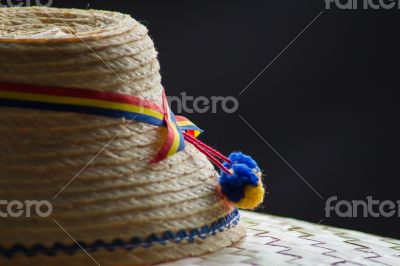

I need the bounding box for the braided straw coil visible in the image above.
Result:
[0,7,245,266]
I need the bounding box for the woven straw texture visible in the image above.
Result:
[159,211,400,266]
[0,7,245,266]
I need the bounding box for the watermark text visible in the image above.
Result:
[0,0,53,7]
[325,0,400,9]
[168,92,239,114]
[0,200,53,218]
[325,196,400,218]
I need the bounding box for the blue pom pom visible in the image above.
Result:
[219,163,259,202]
[223,152,260,171]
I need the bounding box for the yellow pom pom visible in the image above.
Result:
[233,180,265,210]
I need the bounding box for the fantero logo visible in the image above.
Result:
[0,200,53,218]
[0,0,53,8]
[325,0,400,9]
[168,92,239,114]
[325,196,400,218]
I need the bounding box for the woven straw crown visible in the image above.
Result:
[0,7,245,266]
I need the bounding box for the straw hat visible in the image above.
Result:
[0,7,264,266]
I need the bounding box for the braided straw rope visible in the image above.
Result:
[0,7,245,266]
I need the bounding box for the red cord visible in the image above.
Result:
[184,134,231,174]
[183,132,231,163]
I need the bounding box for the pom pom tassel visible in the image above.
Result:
[183,133,265,210]
[218,152,265,210]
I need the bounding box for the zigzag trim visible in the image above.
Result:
[0,209,240,258]
[262,234,303,263]
[338,233,392,266]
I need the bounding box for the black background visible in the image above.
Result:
[5,0,399,238]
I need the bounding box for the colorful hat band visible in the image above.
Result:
[0,83,202,162]
[0,209,239,258]
[0,82,265,210]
